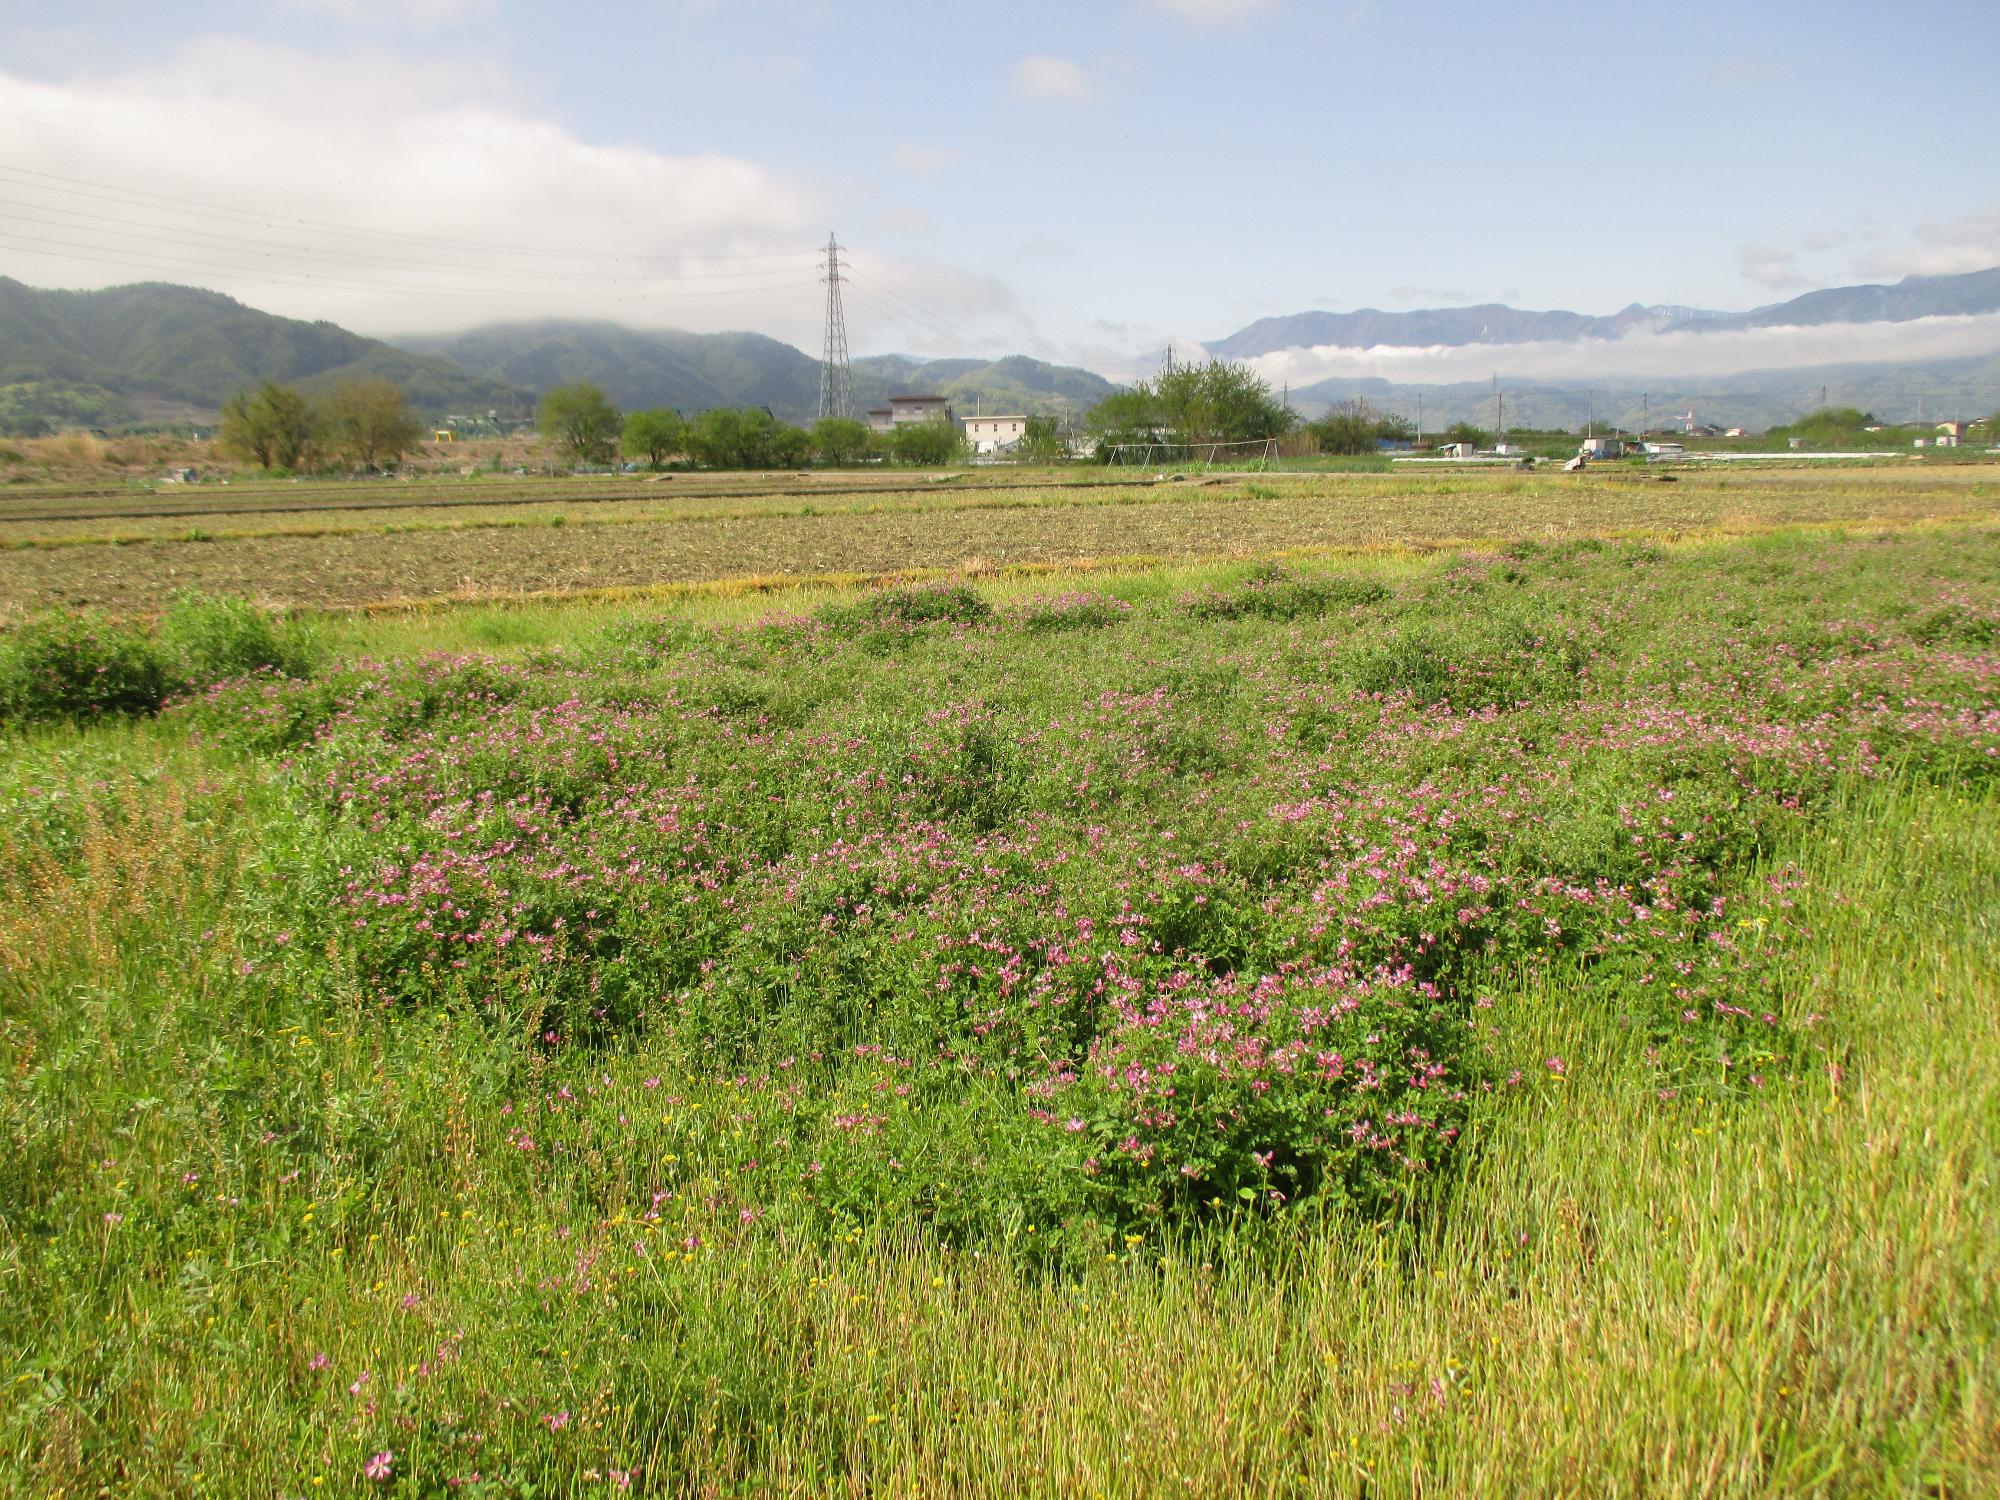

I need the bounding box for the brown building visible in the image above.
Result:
[867,394,954,433]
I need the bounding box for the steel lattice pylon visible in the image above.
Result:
[818,233,855,422]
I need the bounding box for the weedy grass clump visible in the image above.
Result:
[1182,563,1390,622]
[0,592,319,726]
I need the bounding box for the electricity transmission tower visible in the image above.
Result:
[818,233,855,422]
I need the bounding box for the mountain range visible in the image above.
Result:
[1209,267,2000,360]
[0,280,1114,435]
[397,323,1113,421]
[0,279,522,434]
[2,267,1999,437]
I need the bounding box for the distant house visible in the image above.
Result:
[1580,436,1625,459]
[867,395,954,434]
[966,415,1029,454]
[1724,427,1749,438]
[1937,420,1969,440]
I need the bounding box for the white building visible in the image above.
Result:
[965,415,1029,454]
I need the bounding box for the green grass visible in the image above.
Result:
[1,525,1996,1495]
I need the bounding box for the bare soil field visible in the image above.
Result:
[3,463,1995,612]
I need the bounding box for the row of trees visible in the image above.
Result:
[537,383,976,469]
[218,379,425,472]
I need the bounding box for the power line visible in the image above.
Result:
[0,162,817,266]
[0,202,822,288]
[0,229,823,305]
[841,282,967,351]
[842,259,995,350]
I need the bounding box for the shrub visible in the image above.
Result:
[0,611,171,724]
[158,593,320,684]
[1183,565,1388,622]
[821,584,993,634]
[1011,592,1133,633]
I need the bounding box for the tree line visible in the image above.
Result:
[217,378,425,472]
[540,383,985,470]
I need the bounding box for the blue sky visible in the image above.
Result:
[2,0,1997,374]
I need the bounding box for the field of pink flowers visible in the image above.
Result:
[3,523,1997,1494]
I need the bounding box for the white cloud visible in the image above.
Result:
[1143,0,1279,25]
[1739,243,1809,292]
[1239,313,2000,390]
[282,0,492,25]
[892,143,956,175]
[1857,204,2000,280]
[0,41,830,340]
[1009,54,1093,103]
[837,248,1032,358]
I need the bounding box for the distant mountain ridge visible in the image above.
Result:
[1209,267,2000,358]
[1284,346,2000,431]
[0,278,525,434]
[398,322,1115,420]
[0,282,1115,435]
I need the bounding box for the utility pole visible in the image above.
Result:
[1642,392,1649,436]
[818,232,855,422]
[1416,391,1424,444]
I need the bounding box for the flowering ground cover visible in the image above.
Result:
[2,521,1997,1495]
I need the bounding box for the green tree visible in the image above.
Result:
[1441,421,1490,448]
[810,417,872,466]
[1309,400,1381,456]
[686,408,762,469]
[1154,361,1291,446]
[1770,407,1875,446]
[621,408,685,470]
[769,422,812,468]
[1085,363,1288,458]
[217,382,319,470]
[1016,415,1069,463]
[1084,389,1163,435]
[682,407,811,469]
[889,417,965,466]
[319,377,422,470]
[538,383,622,466]
[1374,413,1416,443]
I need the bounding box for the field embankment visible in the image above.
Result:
[1,464,1996,613]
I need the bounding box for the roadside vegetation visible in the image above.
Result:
[1,516,1996,1494]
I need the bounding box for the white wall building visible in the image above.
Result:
[965,415,1029,454]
